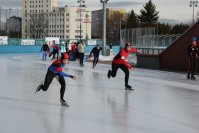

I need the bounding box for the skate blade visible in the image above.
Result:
[125,88,134,90]
[61,103,69,107]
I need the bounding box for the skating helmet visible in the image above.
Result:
[125,42,131,49]
[61,53,69,60]
[192,37,197,41]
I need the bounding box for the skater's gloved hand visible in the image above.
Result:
[70,75,77,80]
[130,67,134,71]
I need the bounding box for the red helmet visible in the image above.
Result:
[62,53,69,60]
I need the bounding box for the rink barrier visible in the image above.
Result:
[0,45,121,54]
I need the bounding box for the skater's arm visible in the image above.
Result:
[59,72,72,78]
[89,48,94,57]
[130,48,139,53]
[122,60,133,69]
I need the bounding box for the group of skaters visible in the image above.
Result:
[37,41,139,106]
[37,37,199,106]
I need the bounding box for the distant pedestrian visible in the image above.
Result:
[60,41,67,57]
[41,42,49,61]
[78,40,86,66]
[187,37,198,80]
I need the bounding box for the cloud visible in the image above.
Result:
[108,1,142,8]
[0,0,21,8]
[59,1,142,8]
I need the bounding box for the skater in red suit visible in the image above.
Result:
[49,40,59,61]
[107,42,139,90]
[36,53,77,106]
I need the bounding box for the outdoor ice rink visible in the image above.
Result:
[1,54,199,133]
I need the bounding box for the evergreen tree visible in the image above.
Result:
[170,23,190,34]
[138,0,159,26]
[157,23,171,35]
[125,9,139,28]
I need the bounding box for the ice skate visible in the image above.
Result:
[191,75,196,80]
[60,99,69,107]
[187,74,190,79]
[35,81,43,94]
[107,70,111,79]
[125,84,133,90]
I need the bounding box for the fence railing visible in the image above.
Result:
[135,34,180,54]
[1,38,103,46]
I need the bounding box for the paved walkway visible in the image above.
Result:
[0,54,199,133]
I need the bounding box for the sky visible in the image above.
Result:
[1,0,199,24]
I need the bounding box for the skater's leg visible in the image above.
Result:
[57,75,66,101]
[95,57,99,65]
[36,69,55,93]
[81,53,84,65]
[43,70,55,91]
[191,59,196,79]
[120,65,130,86]
[93,57,97,68]
[110,63,119,77]
[44,51,47,61]
[42,51,44,60]
[187,58,192,79]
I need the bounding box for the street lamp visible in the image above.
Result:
[190,1,198,24]
[8,9,12,37]
[100,0,109,56]
[77,0,86,42]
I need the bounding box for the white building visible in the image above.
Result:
[22,0,91,40]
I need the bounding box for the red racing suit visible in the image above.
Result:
[113,48,139,69]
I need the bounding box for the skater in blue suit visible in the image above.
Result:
[36,53,77,106]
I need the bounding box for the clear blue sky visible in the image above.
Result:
[1,0,199,23]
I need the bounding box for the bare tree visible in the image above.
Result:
[26,13,48,39]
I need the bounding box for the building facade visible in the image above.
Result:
[22,0,91,40]
[92,8,126,44]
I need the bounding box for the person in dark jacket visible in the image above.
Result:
[89,44,102,68]
[35,53,77,106]
[107,42,139,90]
[41,42,49,61]
[187,37,198,80]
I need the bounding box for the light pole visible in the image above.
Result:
[100,0,109,56]
[8,9,12,37]
[0,6,2,32]
[190,1,198,24]
[77,0,85,42]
